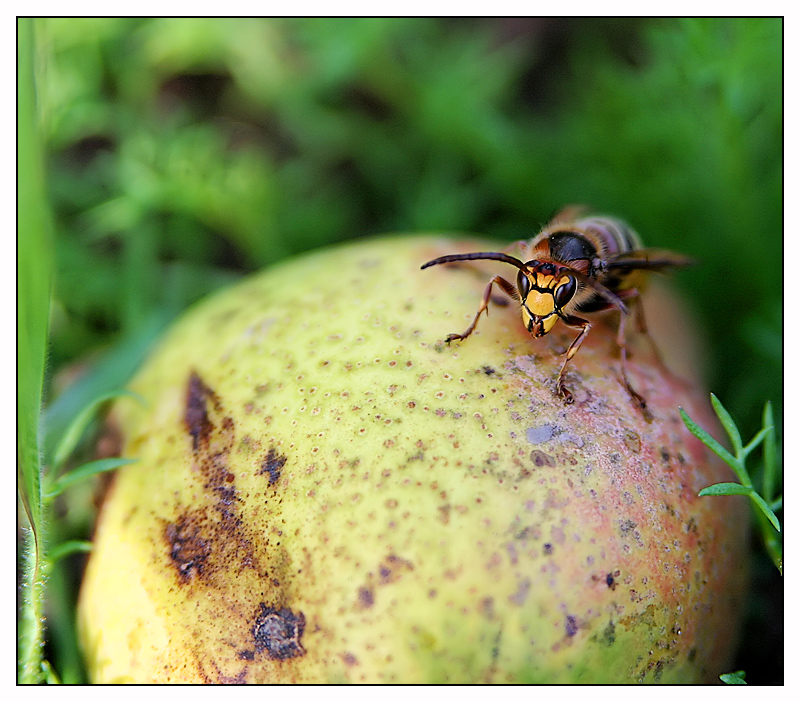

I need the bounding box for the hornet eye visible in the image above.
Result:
[517,271,531,299]
[554,276,577,309]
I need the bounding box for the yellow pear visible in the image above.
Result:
[79,234,748,683]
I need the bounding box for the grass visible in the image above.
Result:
[18,17,53,683]
[681,394,782,684]
[682,395,782,574]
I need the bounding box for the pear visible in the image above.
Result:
[78,234,748,683]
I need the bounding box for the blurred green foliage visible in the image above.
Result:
[31,17,781,682]
[40,17,781,430]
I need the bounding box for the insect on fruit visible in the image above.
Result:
[421,206,693,406]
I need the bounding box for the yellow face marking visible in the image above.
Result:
[520,272,573,338]
[527,290,556,317]
[533,273,560,290]
[541,314,559,334]
[520,303,559,337]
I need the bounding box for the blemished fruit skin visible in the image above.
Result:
[78,235,749,683]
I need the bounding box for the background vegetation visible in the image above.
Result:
[19,17,782,683]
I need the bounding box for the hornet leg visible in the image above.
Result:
[556,314,592,404]
[616,303,648,411]
[445,275,518,343]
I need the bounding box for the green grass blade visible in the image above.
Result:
[679,407,739,474]
[762,401,777,503]
[749,492,781,533]
[44,457,136,500]
[47,540,93,563]
[17,16,51,546]
[698,482,752,497]
[756,510,783,575]
[720,670,747,685]
[41,660,61,685]
[17,17,54,684]
[740,426,771,461]
[43,309,170,460]
[51,389,141,471]
[709,393,743,454]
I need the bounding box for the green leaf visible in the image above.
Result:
[762,401,777,502]
[720,670,746,684]
[698,482,752,497]
[47,540,93,563]
[679,407,738,472]
[691,396,782,575]
[759,522,783,576]
[51,389,141,471]
[710,393,742,453]
[749,491,781,533]
[740,426,771,461]
[44,457,136,500]
[43,310,168,461]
